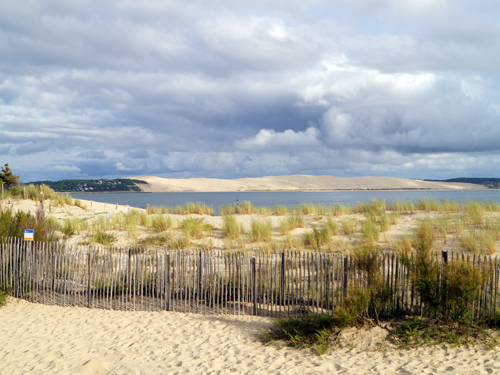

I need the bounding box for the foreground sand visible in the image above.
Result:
[0,298,499,375]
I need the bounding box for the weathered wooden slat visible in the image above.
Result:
[494,257,498,326]
[5,237,500,324]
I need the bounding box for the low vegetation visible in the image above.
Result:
[2,191,500,254]
[260,238,499,354]
[0,290,7,308]
[3,179,500,353]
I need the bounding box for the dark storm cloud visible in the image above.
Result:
[1,0,500,181]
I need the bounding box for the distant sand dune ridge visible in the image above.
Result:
[126,174,483,193]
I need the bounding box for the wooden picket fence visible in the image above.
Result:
[1,237,499,324]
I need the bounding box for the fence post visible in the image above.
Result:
[198,251,202,301]
[166,254,171,311]
[127,248,132,311]
[251,257,257,316]
[51,244,55,295]
[442,250,448,314]
[13,241,19,297]
[87,252,91,308]
[342,256,348,295]
[280,252,285,309]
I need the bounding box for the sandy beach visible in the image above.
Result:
[0,297,498,375]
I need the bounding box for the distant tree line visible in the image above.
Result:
[28,179,147,192]
[425,178,500,189]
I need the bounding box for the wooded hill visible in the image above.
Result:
[28,179,147,192]
[425,178,500,189]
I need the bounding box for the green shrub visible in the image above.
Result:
[444,261,490,322]
[258,313,336,355]
[0,206,59,242]
[407,229,490,323]
[334,286,371,327]
[352,246,392,323]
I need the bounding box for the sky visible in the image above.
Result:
[1,0,500,182]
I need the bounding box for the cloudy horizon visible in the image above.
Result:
[1,0,500,182]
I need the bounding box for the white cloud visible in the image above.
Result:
[235,127,320,150]
[53,165,81,172]
[115,162,143,171]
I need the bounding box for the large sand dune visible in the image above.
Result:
[127,175,483,193]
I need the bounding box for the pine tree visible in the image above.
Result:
[0,163,20,187]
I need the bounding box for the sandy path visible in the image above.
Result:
[0,299,499,374]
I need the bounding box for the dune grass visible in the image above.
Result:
[222,215,244,239]
[279,214,305,235]
[150,215,173,233]
[147,202,214,216]
[250,219,272,242]
[340,217,357,235]
[303,219,338,250]
[179,217,213,239]
[3,195,500,254]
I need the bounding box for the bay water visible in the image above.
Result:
[70,190,500,215]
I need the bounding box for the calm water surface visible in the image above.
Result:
[70,190,500,215]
